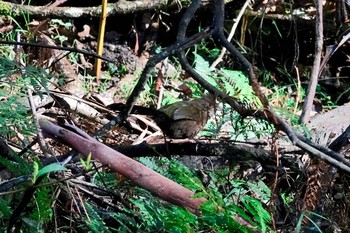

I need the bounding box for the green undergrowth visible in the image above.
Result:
[86,157,273,233]
[0,10,340,233]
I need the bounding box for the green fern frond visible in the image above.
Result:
[31,186,53,222]
[84,202,109,233]
[0,198,12,218]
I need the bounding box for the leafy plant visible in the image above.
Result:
[84,202,110,233]
[187,52,273,139]
[130,194,198,232]
[131,158,272,232]
[49,19,73,45]
[34,162,67,182]
[50,19,73,30]
[0,54,54,137]
[80,153,92,170]
[295,211,327,233]
[30,186,53,224]
[193,53,260,106]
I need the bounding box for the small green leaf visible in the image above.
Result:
[36,163,67,179]
[200,200,219,213]
[80,153,92,170]
[32,161,39,183]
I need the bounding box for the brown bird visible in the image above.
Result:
[154,94,216,139]
[109,94,216,139]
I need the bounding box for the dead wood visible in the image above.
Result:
[307,103,350,146]
[38,117,206,214]
[112,141,271,161]
[0,0,184,18]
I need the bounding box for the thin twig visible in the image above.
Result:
[0,40,113,63]
[293,66,301,114]
[27,88,53,157]
[210,0,250,69]
[300,0,323,123]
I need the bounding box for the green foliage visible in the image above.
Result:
[23,65,51,93]
[160,91,182,106]
[193,53,215,85]
[21,217,45,233]
[0,156,58,229]
[84,202,110,233]
[50,19,73,30]
[189,52,273,139]
[221,69,255,101]
[131,194,198,233]
[0,198,12,218]
[0,91,33,136]
[82,75,95,92]
[92,169,119,190]
[35,162,67,181]
[80,153,92,170]
[0,51,55,136]
[296,211,329,232]
[111,210,138,232]
[0,158,55,232]
[201,102,273,140]
[0,151,32,177]
[131,158,272,232]
[0,2,12,16]
[165,158,206,191]
[138,157,204,192]
[272,20,282,38]
[30,185,53,222]
[0,48,58,231]
[200,202,253,233]
[317,85,338,107]
[193,53,260,107]
[107,63,128,77]
[194,39,221,60]
[203,175,272,232]
[49,19,73,45]
[0,59,33,136]
[32,161,39,183]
